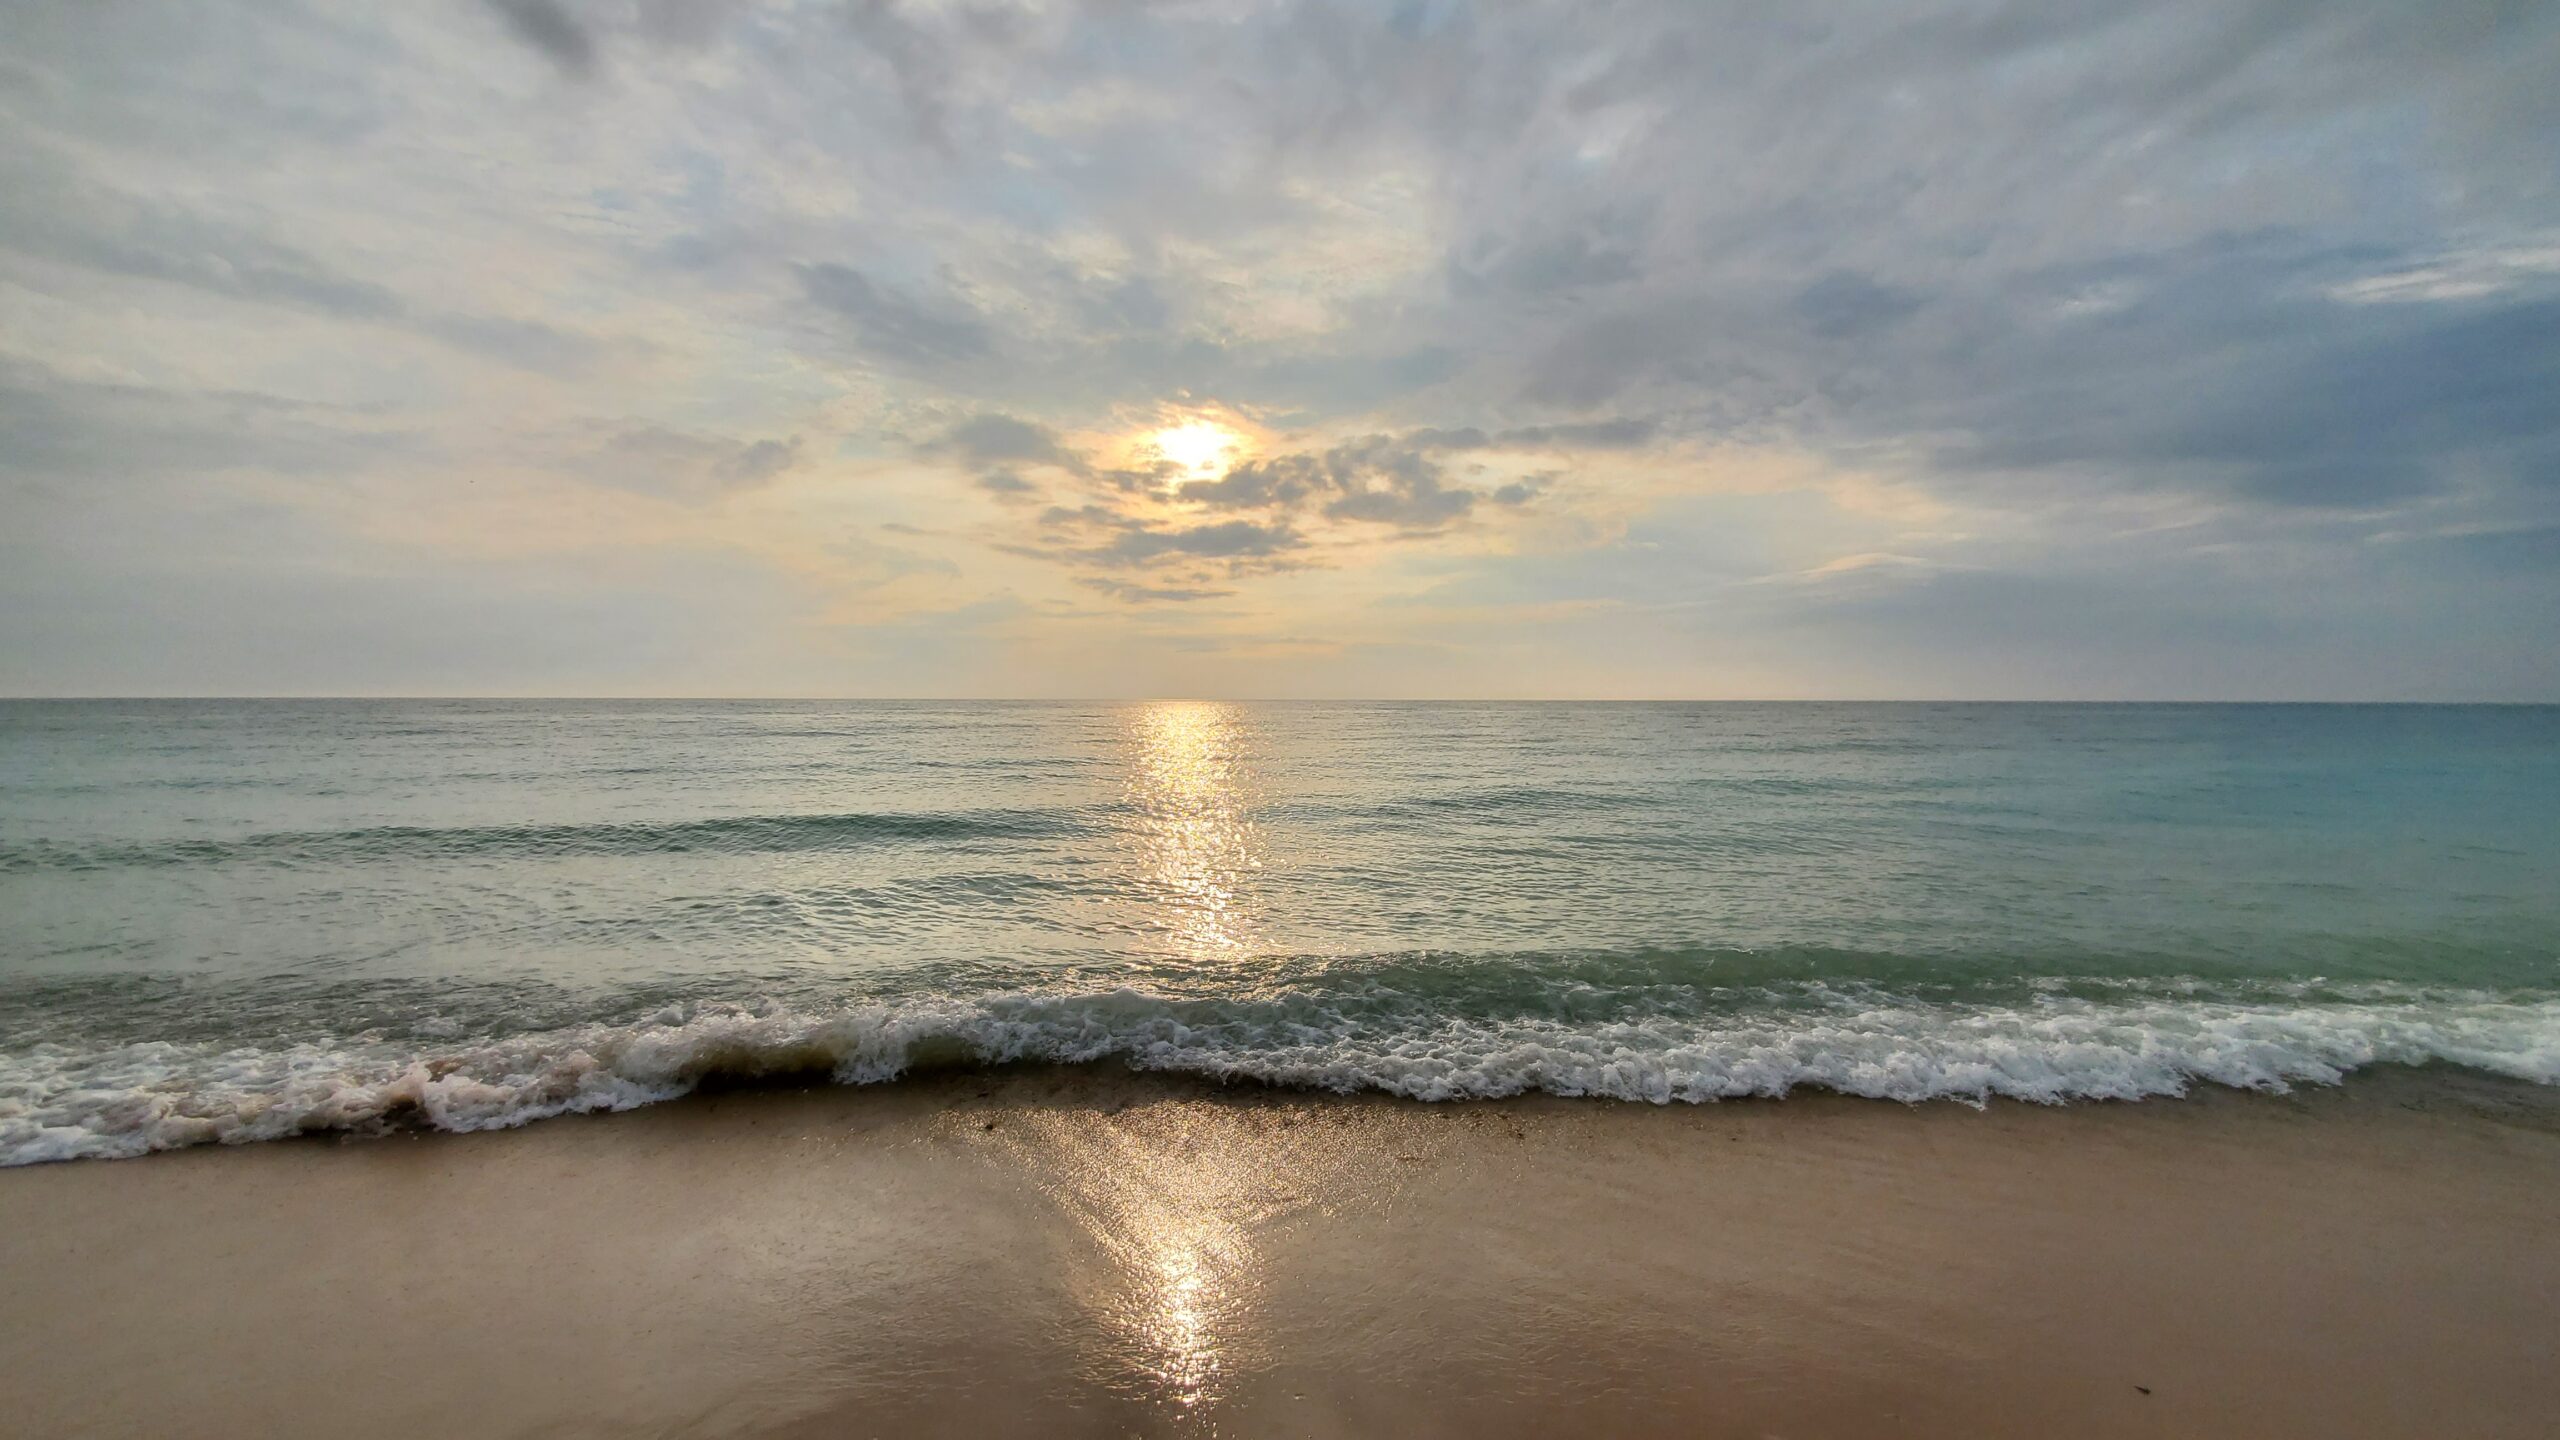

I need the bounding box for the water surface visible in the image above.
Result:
[3,701,2555,1162]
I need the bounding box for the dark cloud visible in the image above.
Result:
[797,263,991,366]
[1792,272,1922,340]
[1098,463,1179,494]
[1179,444,1473,524]
[925,413,1086,507]
[1034,503,1118,531]
[840,0,969,150]
[1091,520,1302,566]
[1015,418,1610,594]
[632,0,745,48]
[1318,436,1476,528]
[1897,246,2560,508]
[1180,432,1581,529]
[484,0,598,78]
[1180,454,1326,511]
[928,413,1084,471]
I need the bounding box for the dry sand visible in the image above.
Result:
[3,1067,2557,1439]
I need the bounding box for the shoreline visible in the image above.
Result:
[17,977,2560,1167]
[5,1067,2557,1437]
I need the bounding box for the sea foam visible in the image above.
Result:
[5,982,2556,1165]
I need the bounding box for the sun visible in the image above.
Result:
[1148,420,1241,480]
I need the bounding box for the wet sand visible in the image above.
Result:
[3,1068,2556,1439]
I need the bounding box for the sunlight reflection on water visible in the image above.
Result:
[1124,701,1266,963]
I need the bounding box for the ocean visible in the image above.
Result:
[2,700,2554,1164]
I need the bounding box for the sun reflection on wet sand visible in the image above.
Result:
[1024,1108,1265,1420]
[1124,701,1265,961]
[1123,1214,1239,1407]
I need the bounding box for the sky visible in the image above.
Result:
[2,0,2555,700]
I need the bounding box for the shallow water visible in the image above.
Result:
[3,700,2555,1162]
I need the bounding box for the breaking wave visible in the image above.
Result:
[6,979,2556,1165]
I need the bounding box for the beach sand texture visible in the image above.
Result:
[4,1067,2555,1439]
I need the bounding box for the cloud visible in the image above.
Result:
[1318,438,1476,528]
[927,413,1085,472]
[796,263,991,367]
[1078,578,1237,604]
[994,417,1627,600]
[484,0,597,78]
[1183,443,1480,529]
[591,427,803,497]
[3,0,2557,696]
[0,144,598,371]
[839,0,974,151]
[0,357,414,485]
[1909,248,2560,507]
[1180,455,1326,512]
[2329,244,2560,305]
[1792,272,1922,340]
[974,467,1038,499]
[1177,429,1611,529]
[719,436,801,487]
[1074,273,1172,334]
[1751,552,1973,594]
[923,413,1087,508]
[1090,519,1303,567]
[1493,420,1657,450]
[1393,420,1658,452]
[1448,221,1645,296]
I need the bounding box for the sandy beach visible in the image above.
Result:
[3,1067,2555,1439]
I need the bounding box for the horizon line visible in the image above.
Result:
[3,695,2555,706]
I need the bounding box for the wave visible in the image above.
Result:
[0,808,1093,873]
[5,980,2555,1165]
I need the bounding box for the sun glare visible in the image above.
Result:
[1148,420,1241,480]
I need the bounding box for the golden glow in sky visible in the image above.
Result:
[1147,421,1243,481]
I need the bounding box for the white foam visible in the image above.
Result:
[4,985,2557,1164]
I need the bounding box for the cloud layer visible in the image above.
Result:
[2,0,2555,696]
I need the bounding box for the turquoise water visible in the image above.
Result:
[3,700,2555,1162]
